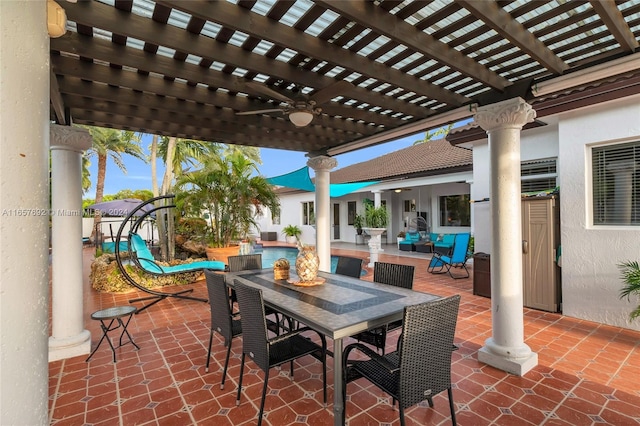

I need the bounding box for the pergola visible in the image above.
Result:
[3,1,640,425]
[50,0,640,155]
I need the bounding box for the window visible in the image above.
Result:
[272,210,280,225]
[403,199,416,212]
[347,201,356,225]
[592,141,640,226]
[521,159,557,193]
[302,201,315,226]
[439,195,470,227]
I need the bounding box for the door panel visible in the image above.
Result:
[522,197,559,312]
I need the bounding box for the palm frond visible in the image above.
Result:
[618,260,640,321]
[618,260,640,300]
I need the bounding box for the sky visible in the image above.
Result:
[85,132,423,198]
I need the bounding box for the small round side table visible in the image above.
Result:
[86,305,140,363]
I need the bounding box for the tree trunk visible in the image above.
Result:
[91,153,107,242]
[163,137,177,260]
[150,135,163,259]
[157,137,176,261]
[151,135,158,197]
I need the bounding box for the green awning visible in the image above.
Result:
[266,166,378,198]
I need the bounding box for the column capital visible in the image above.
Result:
[307,155,337,172]
[474,97,536,132]
[50,124,92,152]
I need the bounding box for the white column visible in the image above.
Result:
[0,2,49,425]
[307,156,337,272]
[49,125,92,361]
[475,98,538,376]
[372,190,382,207]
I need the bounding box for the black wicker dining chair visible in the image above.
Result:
[226,254,263,312]
[343,294,461,426]
[233,280,327,426]
[227,253,289,331]
[203,271,241,389]
[335,255,364,278]
[352,262,415,354]
[227,253,262,272]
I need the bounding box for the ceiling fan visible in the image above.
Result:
[237,80,355,127]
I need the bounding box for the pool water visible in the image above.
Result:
[256,246,338,273]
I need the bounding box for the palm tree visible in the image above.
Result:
[175,151,280,248]
[82,126,145,238]
[149,136,216,259]
[158,137,216,178]
[81,156,91,193]
[413,123,454,145]
[222,144,262,165]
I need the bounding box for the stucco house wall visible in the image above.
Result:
[558,94,640,331]
[264,174,473,248]
[254,191,318,246]
[470,95,640,331]
[471,124,559,254]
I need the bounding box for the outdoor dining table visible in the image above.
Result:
[228,268,440,425]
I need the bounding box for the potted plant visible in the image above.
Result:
[175,152,280,265]
[361,202,388,266]
[619,260,640,321]
[282,224,302,244]
[353,213,364,235]
[363,203,388,229]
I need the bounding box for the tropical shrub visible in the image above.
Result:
[364,203,388,228]
[282,225,302,238]
[619,260,640,321]
[175,152,280,248]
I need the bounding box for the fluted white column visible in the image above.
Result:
[307,156,337,272]
[475,98,538,376]
[49,125,93,361]
[0,2,49,424]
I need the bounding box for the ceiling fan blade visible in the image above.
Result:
[245,81,294,104]
[310,80,355,105]
[236,108,284,116]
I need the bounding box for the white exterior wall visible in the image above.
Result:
[470,95,640,331]
[559,94,640,331]
[267,192,318,246]
[471,124,559,254]
[266,171,473,247]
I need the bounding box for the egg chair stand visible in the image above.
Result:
[114,195,220,313]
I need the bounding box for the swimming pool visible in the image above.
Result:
[255,246,339,273]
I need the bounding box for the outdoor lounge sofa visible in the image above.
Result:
[398,231,421,251]
[400,232,458,254]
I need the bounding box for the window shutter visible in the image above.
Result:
[592,142,640,226]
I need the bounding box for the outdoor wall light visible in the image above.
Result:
[288,110,314,127]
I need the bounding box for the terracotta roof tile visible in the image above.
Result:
[330,138,472,184]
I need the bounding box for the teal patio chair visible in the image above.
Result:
[427,233,471,279]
